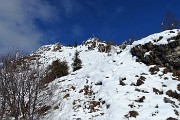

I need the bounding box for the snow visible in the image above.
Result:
[144,51,151,57]
[132,29,180,46]
[33,30,180,120]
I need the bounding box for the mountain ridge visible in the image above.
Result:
[30,29,180,120]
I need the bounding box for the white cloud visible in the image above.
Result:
[0,0,55,54]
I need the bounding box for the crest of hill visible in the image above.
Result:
[132,29,180,46]
[34,37,116,56]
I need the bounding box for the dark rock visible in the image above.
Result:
[135,88,149,93]
[129,111,139,118]
[135,88,141,92]
[135,96,145,103]
[149,66,160,74]
[166,117,178,120]
[177,84,180,91]
[158,36,163,40]
[166,90,180,100]
[119,77,127,86]
[139,76,146,81]
[119,80,126,86]
[153,88,163,95]
[125,111,139,118]
[143,55,154,64]
[154,57,163,65]
[131,44,146,58]
[136,76,146,86]
[131,34,180,70]
[135,75,139,77]
[106,104,110,109]
[136,79,144,86]
[95,81,102,85]
[163,67,173,74]
[170,31,175,33]
[169,41,178,48]
[173,70,180,77]
[157,44,168,52]
[163,97,175,104]
[144,42,154,50]
[63,93,70,99]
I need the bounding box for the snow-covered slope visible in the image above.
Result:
[34,30,180,120]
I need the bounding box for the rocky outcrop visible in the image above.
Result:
[131,33,180,70]
[82,38,113,53]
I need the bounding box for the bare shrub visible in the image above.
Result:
[0,52,41,120]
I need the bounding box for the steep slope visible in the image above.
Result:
[35,30,179,120]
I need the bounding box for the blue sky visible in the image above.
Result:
[0,0,180,53]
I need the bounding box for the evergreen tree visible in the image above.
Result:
[74,41,77,47]
[68,44,71,47]
[72,50,82,71]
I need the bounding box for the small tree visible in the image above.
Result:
[74,42,77,48]
[68,44,71,47]
[161,11,179,31]
[72,50,82,71]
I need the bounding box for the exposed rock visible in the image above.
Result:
[85,101,101,113]
[95,81,103,85]
[166,117,178,120]
[82,38,114,53]
[119,77,127,86]
[125,110,139,118]
[135,88,149,93]
[136,76,146,86]
[177,84,180,91]
[106,104,110,109]
[174,109,179,116]
[131,34,180,70]
[119,80,126,86]
[63,93,70,99]
[79,85,94,96]
[153,88,163,95]
[166,90,180,100]
[149,66,160,74]
[163,97,175,104]
[135,96,145,103]
[172,70,180,78]
[163,67,173,74]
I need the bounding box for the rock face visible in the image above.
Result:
[82,37,114,53]
[131,33,180,70]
